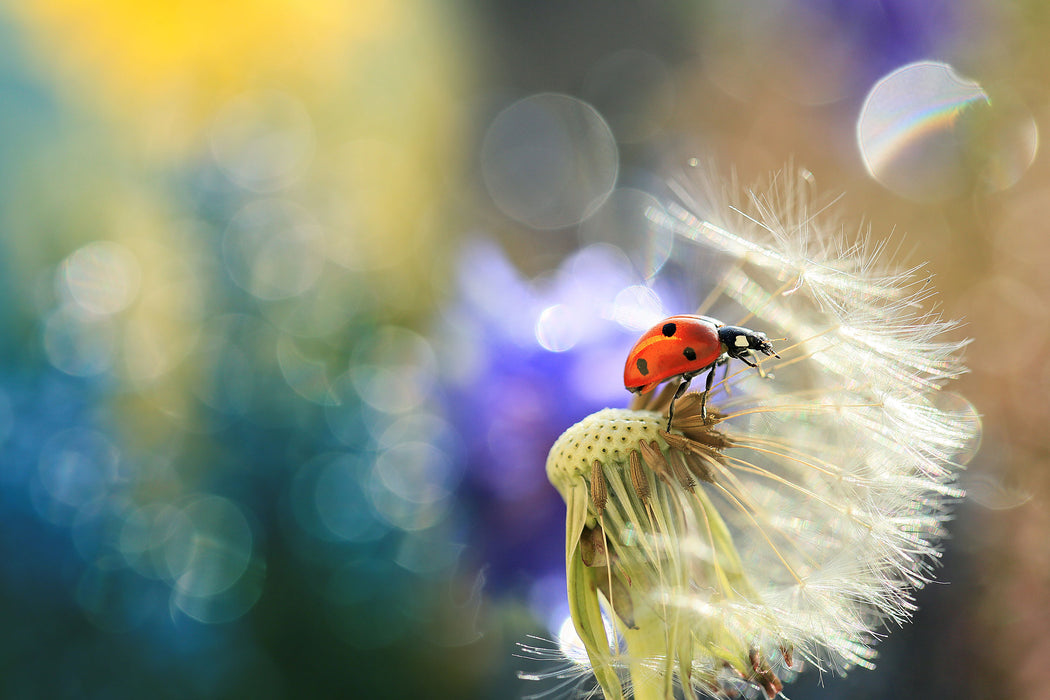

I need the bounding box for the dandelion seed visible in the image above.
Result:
[537,165,980,700]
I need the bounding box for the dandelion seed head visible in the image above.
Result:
[539,164,981,700]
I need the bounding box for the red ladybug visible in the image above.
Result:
[624,315,779,429]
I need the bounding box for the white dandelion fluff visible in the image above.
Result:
[539,165,980,700]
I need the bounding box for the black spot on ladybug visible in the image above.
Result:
[636,358,649,376]
[683,347,697,361]
[661,322,677,337]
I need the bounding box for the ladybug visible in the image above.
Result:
[624,315,780,429]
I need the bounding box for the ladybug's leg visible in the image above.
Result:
[666,376,694,431]
[735,353,758,369]
[718,356,733,396]
[699,364,718,422]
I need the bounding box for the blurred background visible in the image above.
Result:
[0,1,1046,698]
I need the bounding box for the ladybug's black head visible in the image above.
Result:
[717,325,781,361]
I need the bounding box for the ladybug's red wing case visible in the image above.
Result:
[623,315,723,394]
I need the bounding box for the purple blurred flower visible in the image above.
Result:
[437,239,684,603]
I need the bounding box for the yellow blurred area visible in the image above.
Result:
[7,0,395,137]
[3,0,469,306]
